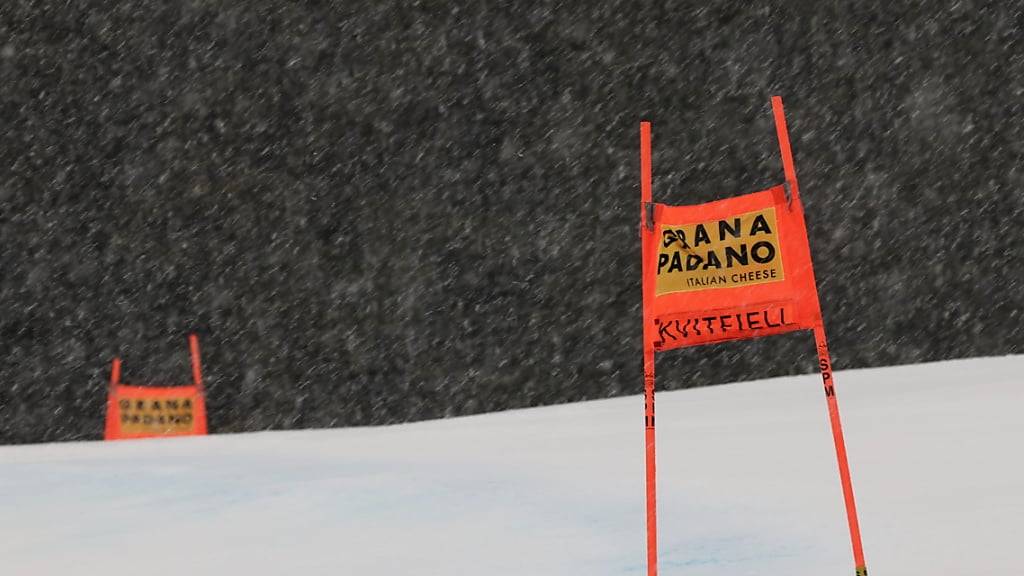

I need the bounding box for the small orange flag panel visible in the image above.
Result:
[105,385,207,439]
[104,334,208,440]
[644,185,821,351]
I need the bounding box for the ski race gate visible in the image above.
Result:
[639,97,868,576]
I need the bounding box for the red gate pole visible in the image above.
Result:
[814,326,868,575]
[772,96,868,576]
[639,121,658,576]
[104,358,122,440]
[187,333,209,436]
[188,333,204,392]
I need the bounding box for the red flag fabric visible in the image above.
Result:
[644,184,822,351]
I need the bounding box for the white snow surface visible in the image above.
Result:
[2,355,1021,576]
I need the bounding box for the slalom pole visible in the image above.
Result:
[104,358,122,440]
[109,357,121,389]
[639,121,658,576]
[188,334,204,392]
[187,333,209,435]
[814,326,868,576]
[772,95,868,576]
[642,345,657,576]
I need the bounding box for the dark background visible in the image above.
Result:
[2,2,1022,444]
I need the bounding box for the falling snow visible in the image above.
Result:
[1,3,1023,443]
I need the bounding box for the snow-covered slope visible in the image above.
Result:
[2,356,1021,575]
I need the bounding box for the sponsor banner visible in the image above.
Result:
[656,207,784,295]
[653,302,799,351]
[645,186,821,349]
[116,393,198,436]
[105,385,207,440]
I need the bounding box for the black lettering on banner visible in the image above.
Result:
[747,311,763,329]
[749,213,772,236]
[693,224,711,247]
[702,317,715,334]
[655,208,785,297]
[724,245,748,267]
[657,321,675,343]
[668,253,683,273]
[662,229,682,248]
[655,306,798,348]
[750,241,775,264]
[117,392,197,433]
[719,218,742,240]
